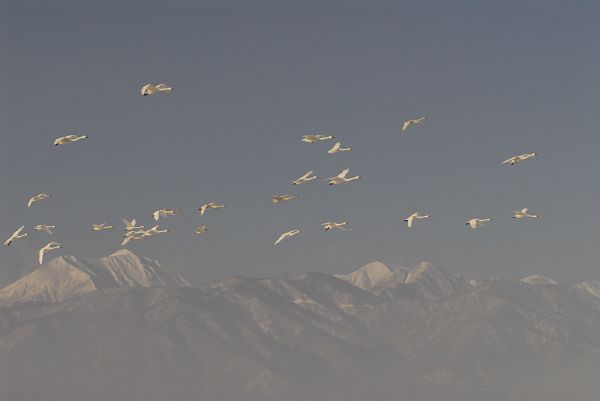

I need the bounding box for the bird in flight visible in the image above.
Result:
[327,141,352,155]
[321,221,349,231]
[121,231,145,246]
[274,229,301,245]
[328,168,361,185]
[34,224,56,235]
[199,202,226,216]
[141,83,173,96]
[195,225,213,235]
[512,208,539,219]
[91,223,113,231]
[402,116,426,131]
[38,242,62,264]
[272,194,299,204]
[27,193,50,207]
[501,153,537,165]
[466,218,493,229]
[4,226,28,246]
[301,134,335,143]
[143,225,169,237]
[53,134,88,146]
[152,209,180,221]
[123,218,144,231]
[292,170,318,185]
[404,212,430,228]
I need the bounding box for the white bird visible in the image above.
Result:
[4,226,28,246]
[321,221,349,231]
[512,208,539,219]
[272,194,299,204]
[122,232,145,245]
[292,170,318,185]
[301,134,335,143]
[327,168,361,185]
[27,193,50,207]
[53,134,88,146]
[122,218,144,231]
[123,229,146,238]
[151,208,180,221]
[91,223,113,231]
[402,116,426,131]
[143,225,169,237]
[274,229,301,245]
[199,202,226,216]
[501,153,537,165]
[195,225,213,235]
[466,218,493,229]
[34,224,55,235]
[327,141,352,154]
[404,212,430,228]
[141,83,173,96]
[38,241,62,265]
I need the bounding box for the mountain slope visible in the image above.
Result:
[0,257,599,401]
[0,249,189,307]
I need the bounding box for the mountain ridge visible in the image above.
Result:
[1,252,600,401]
[0,249,190,307]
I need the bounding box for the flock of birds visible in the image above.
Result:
[4,83,540,265]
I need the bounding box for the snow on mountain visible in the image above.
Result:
[337,261,469,300]
[334,261,392,290]
[519,274,558,285]
[0,249,190,307]
[1,265,600,401]
[402,261,469,299]
[574,281,600,298]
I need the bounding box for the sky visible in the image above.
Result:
[0,0,598,285]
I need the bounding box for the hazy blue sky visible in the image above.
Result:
[1,0,598,284]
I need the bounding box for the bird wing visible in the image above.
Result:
[501,157,515,164]
[406,216,414,228]
[4,231,15,245]
[328,142,340,154]
[274,233,288,245]
[303,170,314,179]
[521,208,528,213]
[469,220,477,229]
[141,84,152,94]
[338,168,350,178]
[156,84,171,90]
[27,197,34,207]
[152,211,160,221]
[402,121,411,131]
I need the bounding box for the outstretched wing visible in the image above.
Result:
[274,232,287,245]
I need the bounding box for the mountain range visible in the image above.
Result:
[1,250,599,401]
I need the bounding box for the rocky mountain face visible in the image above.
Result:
[0,254,599,401]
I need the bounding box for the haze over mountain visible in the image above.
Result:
[1,251,599,401]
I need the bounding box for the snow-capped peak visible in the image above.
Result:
[519,274,558,285]
[334,261,392,290]
[0,250,190,307]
